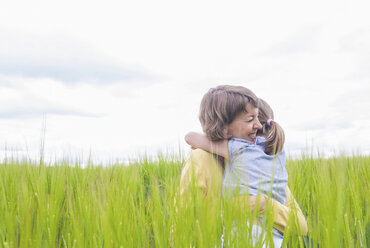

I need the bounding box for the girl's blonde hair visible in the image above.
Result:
[199,85,259,141]
[257,98,285,155]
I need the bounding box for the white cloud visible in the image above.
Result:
[0,31,157,85]
[0,77,107,118]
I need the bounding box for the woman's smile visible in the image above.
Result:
[226,103,262,144]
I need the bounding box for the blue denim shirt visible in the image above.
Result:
[223,136,288,205]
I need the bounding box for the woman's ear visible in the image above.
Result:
[222,127,232,139]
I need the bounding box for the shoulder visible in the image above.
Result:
[228,138,260,156]
[189,149,218,164]
[230,137,265,147]
[180,149,224,196]
[255,136,266,145]
[184,149,222,173]
[228,138,250,150]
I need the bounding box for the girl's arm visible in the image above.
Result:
[185,132,230,160]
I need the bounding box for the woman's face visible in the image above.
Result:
[226,103,262,144]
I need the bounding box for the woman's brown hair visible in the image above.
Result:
[257,98,285,155]
[199,85,259,141]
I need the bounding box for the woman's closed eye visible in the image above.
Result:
[246,115,258,122]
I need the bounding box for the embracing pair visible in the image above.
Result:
[180,85,308,247]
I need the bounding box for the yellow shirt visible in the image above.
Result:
[180,149,308,235]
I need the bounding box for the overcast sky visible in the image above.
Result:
[1,0,370,164]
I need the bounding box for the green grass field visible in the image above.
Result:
[0,154,369,247]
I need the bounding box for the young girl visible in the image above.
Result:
[185,86,288,247]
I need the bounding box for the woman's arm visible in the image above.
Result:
[185,132,230,160]
[232,187,308,235]
[268,186,308,235]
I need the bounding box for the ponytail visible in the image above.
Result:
[264,120,285,155]
[257,98,285,155]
